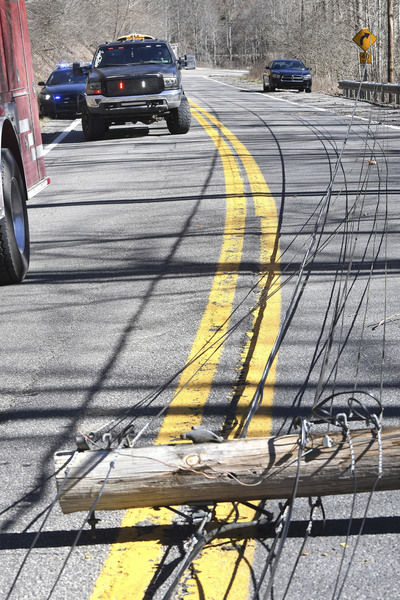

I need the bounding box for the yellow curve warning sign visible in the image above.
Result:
[353,28,377,51]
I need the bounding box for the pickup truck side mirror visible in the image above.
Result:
[38,81,45,86]
[178,54,196,69]
[184,54,196,69]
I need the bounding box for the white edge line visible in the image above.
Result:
[204,75,400,128]
[42,118,81,156]
[203,75,327,111]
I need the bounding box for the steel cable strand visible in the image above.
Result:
[328,132,379,404]
[195,53,387,415]
[45,443,125,600]
[254,502,290,598]
[281,212,355,435]
[236,95,378,436]
[96,104,378,447]
[77,209,384,600]
[159,120,388,600]
[332,30,388,600]
[69,84,388,600]
[259,422,310,599]
[159,503,243,600]
[82,103,318,446]
[231,112,373,437]
[9,52,389,600]
[285,134,389,430]
[315,118,382,398]
[253,74,388,596]
[281,163,382,414]
[72,135,225,445]
[281,497,326,600]
[240,161,352,436]
[203,43,384,596]
[315,189,372,405]
[196,98,350,283]
[0,455,76,520]
[308,224,387,598]
[334,418,383,600]
[4,452,77,600]
[325,131,390,600]
[311,123,388,405]
[273,116,357,434]
[314,170,388,405]
[328,417,358,600]
[314,237,385,413]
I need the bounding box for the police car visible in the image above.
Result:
[38,62,91,118]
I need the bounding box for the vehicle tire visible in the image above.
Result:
[263,81,270,92]
[166,96,191,135]
[305,87,312,93]
[269,81,276,92]
[0,149,29,284]
[82,106,107,140]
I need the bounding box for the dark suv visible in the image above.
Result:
[263,59,312,93]
[82,39,191,140]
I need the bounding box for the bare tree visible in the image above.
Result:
[26,0,399,87]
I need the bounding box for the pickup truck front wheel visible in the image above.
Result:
[0,149,29,284]
[82,106,107,141]
[166,96,191,135]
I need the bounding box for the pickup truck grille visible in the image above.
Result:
[106,76,163,96]
[281,74,304,82]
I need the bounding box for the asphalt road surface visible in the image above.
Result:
[1,67,400,600]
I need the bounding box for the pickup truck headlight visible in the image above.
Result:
[86,81,102,95]
[41,92,52,100]
[163,75,178,89]
[303,74,312,80]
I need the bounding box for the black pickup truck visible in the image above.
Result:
[82,39,191,140]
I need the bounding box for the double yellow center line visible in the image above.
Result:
[90,101,280,600]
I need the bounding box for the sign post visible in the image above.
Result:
[353,28,377,77]
[360,51,372,65]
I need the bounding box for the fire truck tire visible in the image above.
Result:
[166,96,191,134]
[82,106,107,140]
[0,149,30,284]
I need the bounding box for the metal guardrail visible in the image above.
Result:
[338,80,400,104]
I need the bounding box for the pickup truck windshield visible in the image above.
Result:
[94,44,172,67]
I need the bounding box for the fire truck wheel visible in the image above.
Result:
[82,106,107,140]
[0,149,30,284]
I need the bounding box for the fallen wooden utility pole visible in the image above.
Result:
[54,427,400,514]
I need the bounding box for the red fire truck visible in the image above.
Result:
[0,0,48,285]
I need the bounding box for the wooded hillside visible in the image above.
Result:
[26,0,399,92]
